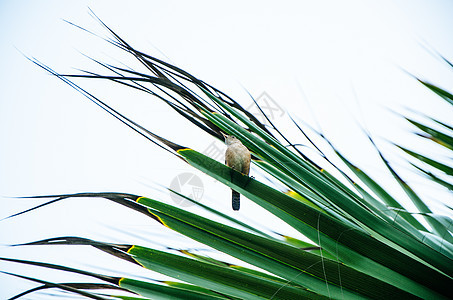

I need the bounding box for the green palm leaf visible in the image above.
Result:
[4,16,453,300]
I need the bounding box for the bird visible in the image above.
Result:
[222,132,251,211]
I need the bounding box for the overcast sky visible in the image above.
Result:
[1,1,452,298]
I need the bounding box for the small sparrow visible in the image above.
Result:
[222,133,251,211]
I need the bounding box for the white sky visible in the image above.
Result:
[1,1,452,298]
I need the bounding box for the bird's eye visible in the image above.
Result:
[231,136,235,139]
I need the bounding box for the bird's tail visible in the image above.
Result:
[232,190,240,211]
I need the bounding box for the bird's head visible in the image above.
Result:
[221,132,240,146]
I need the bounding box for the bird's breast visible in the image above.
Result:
[225,143,251,174]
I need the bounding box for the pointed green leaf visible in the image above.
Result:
[397,145,453,175]
[419,80,453,106]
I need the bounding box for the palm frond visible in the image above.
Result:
[5,17,453,300]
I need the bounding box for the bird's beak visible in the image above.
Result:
[220,132,227,140]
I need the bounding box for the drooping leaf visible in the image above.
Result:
[418,79,453,106]
[406,117,453,150]
[396,145,453,176]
